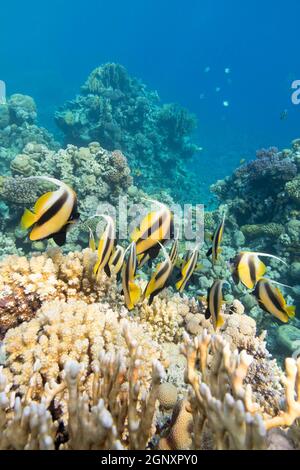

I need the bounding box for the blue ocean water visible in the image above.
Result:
[1,0,299,187]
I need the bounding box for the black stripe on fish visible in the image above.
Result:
[36,191,69,226]
[52,225,68,246]
[205,285,212,319]
[185,251,199,280]
[139,213,164,241]
[264,281,285,313]
[206,247,213,258]
[213,283,220,322]
[100,223,114,264]
[104,264,111,277]
[248,255,257,286]
[155,261,171,282]
[112,249,122,267]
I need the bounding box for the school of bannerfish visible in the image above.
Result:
[20,175,296,328]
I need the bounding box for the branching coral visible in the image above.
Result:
[162,330,300,450]
[0,324,165,450]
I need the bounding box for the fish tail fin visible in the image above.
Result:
[286,305,296,319]
[21,208,36,230]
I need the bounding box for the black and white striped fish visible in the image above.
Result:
[21,176,79,246]
[231,251,287,289]
[121,242,141,311]
[205,279,226,330]
[93,215,116,276]
[176,245,199,293]
[252,278,296,323]
[143,240,177,305]
[206,213,225,264]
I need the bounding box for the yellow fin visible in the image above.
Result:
[216,315,225,329]
[93,260,101,275]
[256,258,266,278]
[21,208,36,230]
[286,305,296,319]
[176,278,184,292]
[89,238,96,252]
[131,227,141,242]
[238,261,254,289]
[274,287,287,309]
[129,281,141,305]
[34,191,54,214]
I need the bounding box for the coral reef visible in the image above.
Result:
[0,249,300,450]
[0,142,138,256]
[208,140,300,362]
[159,330,300,450]
[55,63,201,203]
[0,94,59,175]
[0,325,165,450]
[211,141,300,259]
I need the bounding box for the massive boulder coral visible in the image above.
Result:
[55,63,200,203]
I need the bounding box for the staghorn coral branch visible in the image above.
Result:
[264,358,300,430]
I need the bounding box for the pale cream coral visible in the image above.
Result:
[139,291,193,342]
[0,248,122,307]
[2,299,164,405]
[157,383,178,410]
[0,325,165,450]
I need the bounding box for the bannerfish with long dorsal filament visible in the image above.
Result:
[204,279,228,331]
[21,176,79,246]
[121,242,141,311]
[143,241,177,305]
[88,226,96,251]
[252,278,296,323]
[176,245,199,293]
[206,212,226,265]
[231,251,287,289]
[131,199,174,263]
[107,244,125,277]
[93,215,116,277]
